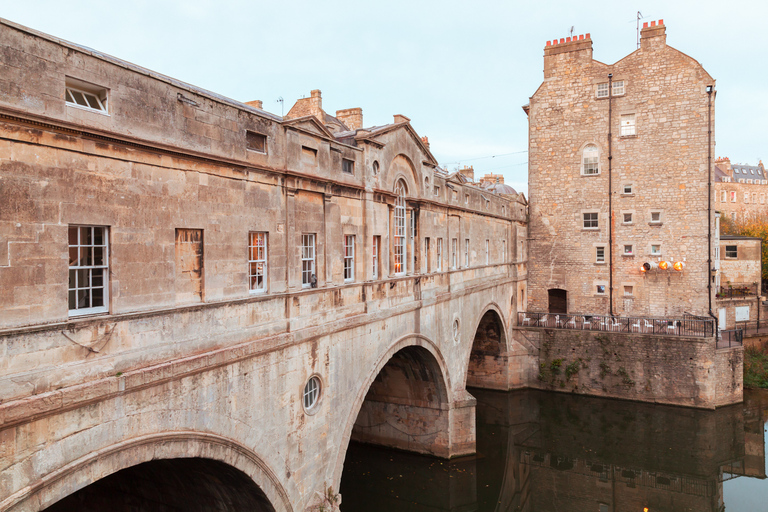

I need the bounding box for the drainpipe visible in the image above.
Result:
[608,73,614,316]
[706,85,717,336]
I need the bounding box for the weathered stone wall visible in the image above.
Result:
[527,21,716,318]
[520,327,741,409]
[719,237,762,287]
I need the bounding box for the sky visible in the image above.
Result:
[1,0,766,196]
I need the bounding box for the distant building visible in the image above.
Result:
[714,157,768,223]
[716,235,763,329]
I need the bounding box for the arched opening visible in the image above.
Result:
[548,288,567,314]
[467,309,509,390]
[43,458,276,512]
[350,345,452,457]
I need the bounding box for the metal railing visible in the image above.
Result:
[517,311,715,338]
[716,284,759,299]
[718,329,744,349]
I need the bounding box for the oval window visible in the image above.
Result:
[303,376,321,411]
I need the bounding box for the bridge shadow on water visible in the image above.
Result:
[340,389,768,512]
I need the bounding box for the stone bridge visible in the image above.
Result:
[0,272,532,511]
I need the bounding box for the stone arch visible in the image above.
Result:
[389,154,420,197]
[2,432,292,512]
[332,335,457,485]
[465,303,511,391]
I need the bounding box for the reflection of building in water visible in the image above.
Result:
[340,389,761,512]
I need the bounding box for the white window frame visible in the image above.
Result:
[434,186,440,197]
[248,232,268,292]
[623,183,633,195]
[65,78,109,114]
[372,235,380,279]
[623,212,633,224]
[451,238,458,269]
[596,284,607,295]
[612,80,625,96]
[596,246,606,263]
[582,145,599,175]
[623,244,634,256]
[620,113,636,136]
[394,181,407,275]
[721,191,727,202]
[301,234,316,288]
[650,211,662,224]
[596,82,609,98]
[424,237,431,272]
[725,245,738,258]
[68,225,109,316]
[343,235,355,282]
[437,238,443,271]
[464,238,470,267]
[485,239,490,265]
[651,244,661,256]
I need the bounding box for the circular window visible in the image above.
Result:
[303,376,321,412]
[372,160,379,175]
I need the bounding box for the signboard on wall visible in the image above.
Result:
[735,306,750,322]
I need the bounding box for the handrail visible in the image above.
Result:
[517,311,715,338]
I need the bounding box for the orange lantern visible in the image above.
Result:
[673,261,685,271]
[659,260,670,270]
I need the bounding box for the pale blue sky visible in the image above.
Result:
[1,0,765,196]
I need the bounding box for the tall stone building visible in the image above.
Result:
[525,20,717,318]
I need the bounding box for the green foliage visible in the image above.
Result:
[721,215,768,280]
[565,359,581,380]
[744,346,768,389]
[617,366,635,387]
[550,359,563,374]
[599,362,610,379]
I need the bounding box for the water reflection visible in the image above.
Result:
[340,389,768,512]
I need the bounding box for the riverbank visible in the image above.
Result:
[744,346,768,388]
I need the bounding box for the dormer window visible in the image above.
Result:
[65,78,108,113]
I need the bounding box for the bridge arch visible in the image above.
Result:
[333,334,474,485]
[2,432,292,512]
[465,303,511,390]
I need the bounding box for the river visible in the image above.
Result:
[340,388,768,512]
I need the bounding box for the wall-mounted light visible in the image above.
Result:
[641,262,657,272]
[673,261,685,271]
[659,260,670,270]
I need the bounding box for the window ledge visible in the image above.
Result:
[648,222,663,227]
[594,261,607,265]
[581,172,601,177]
[620,193,635,197]
[622,254,635,257]
[66,103,111,117]
[620,134,637,139]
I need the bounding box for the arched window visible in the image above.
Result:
[582,145,599,175]
[394,180,407,274]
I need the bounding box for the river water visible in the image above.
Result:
[340,388,768,512]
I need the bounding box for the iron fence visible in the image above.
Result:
[517,311,715,338]
[718,329,744,349]
[716,283,759,299]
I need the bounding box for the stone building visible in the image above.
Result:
[716,235,763,329]
[0,18,526,512]
[714,157,768,223]
[525,20,717,318]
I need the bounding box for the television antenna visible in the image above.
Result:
[570,26,574,38]
[277,97,284,117]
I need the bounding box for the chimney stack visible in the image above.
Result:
[640,19,666,50]
[335,108,363,130]
[459,165,475,182]
[543,33,593,78]
[421,136,430,150]
[309,89,323,120]
[393,114,410,124]
[245,100,263,109]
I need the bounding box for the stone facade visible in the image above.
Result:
[715,236,763,329]
[0,18,527,512]
[525,20,717,318]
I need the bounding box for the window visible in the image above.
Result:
[343,235,355,282]
[623,244,633,255]
[596,246,605,263]
[596,82,609,98]
[650,211,661,224]
[409,211,416,273]
[68,225,109,315]
[424,237,431,272]
[623,183,633,194]
[301,146,317,164]
[623,213,632,224]
[303,376,321,411]
[65,78,108,113]
[651,244,660,255]
[721,191,727,202]
[451,238,458,269]
[465,194,469,204]
[624,285,633,296]
[612,80,625,96]
[502,205,506,216]
[245,131,267,153]
[745,192,749,203]
[372,236,380,279]
[753,193,757,204]
[372,160,379,175]
[582,145,599,175]
[731,191,736,202]
[434,186,440,197]
[502,240,507,261]
[465,239,470,267]
[394,181,407,274]
[620,114,636,136]
[485,239,490,265]
[248,232,267,292]
[726,245,737,258]
[301,234,316,287]
[437,238,443,271]
[583,212,599,229]
[596,284,606,295]
[342,158,354,174]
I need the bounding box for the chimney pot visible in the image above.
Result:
[659,19,664,25]
[578,34,584,40]
[585,33,590,39]
[566,36,571,42]
[559,38,565,44]
[643,22,648,28]
[546,40,551,46]
[651,20,656,26]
